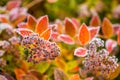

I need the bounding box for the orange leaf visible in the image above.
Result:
[0,16,9,23]
[65,18,76,37]
[40,28,52,40]
[20,61,30,72]
[55,58,66,70]
[79,23,90,45]
[90,14,101,27]
[102,18,113,39]
[14,68,25,80]
[27,15,36,30]
[118,30,120,45]
[35,15,48,35]
[69,74,81,80]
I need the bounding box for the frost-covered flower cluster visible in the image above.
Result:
[0,75,8,80]
[83,38,118,78]
[21,33,60,63]
[0,36,21,67]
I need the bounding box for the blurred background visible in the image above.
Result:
[0,0,120,24]
[0,0,120,80]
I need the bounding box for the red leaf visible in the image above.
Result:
[90,14,101,27]
[58,34,74,45]
[113,24,120,34]
[27,15,36,30]
[40,28,52,40]
[65,18,77,37]
[51,32,60,41]
[17,22,27,28]
[102,18,113,38]
[89,27,100,40]
[6,0,21,10]
[106,39,117,53]
[74,47,87,57]
[79,23,90,45]
[118,30,120,45]
[16,28,33,37]
[35,15,48,35]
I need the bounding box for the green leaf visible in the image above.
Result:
[35,62,50,74]
[66,60,78,71]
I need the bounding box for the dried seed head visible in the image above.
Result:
[21,33,60,63]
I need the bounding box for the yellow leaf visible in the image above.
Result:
[109,62,120,80]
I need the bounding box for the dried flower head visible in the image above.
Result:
[83,38,118,78]
[9,36,21,45]
[0,75,8,80]
[21,33,60,63]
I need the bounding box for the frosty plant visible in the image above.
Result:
[74,23,118,79]
[17,15,60,63]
